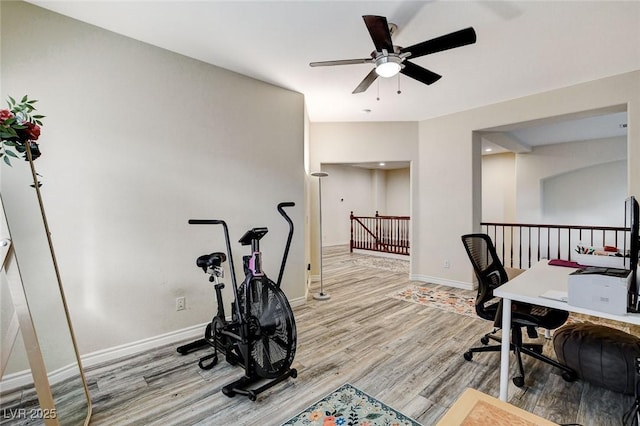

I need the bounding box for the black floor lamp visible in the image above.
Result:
[311,171,330,301]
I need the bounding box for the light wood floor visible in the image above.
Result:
[2,246,636,425]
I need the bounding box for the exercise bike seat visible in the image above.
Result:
[196,252,227,273]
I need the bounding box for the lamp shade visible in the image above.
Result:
[376,61,401,78]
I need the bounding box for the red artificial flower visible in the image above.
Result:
[0,109,14,122]
[23,122,41,141]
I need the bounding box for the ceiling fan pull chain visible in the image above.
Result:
[397,75,402,95]
[377,79,380,101]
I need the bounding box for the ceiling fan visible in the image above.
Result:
[309,15,477,94]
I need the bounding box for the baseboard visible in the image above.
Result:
[0,322,206,393]
[323,242,349,247]
[353,249,409,261]
[0,361,76,392]
[411,274,476,291]
[289,295,306,308]
[1,296,311,393]
[81,322,206,368]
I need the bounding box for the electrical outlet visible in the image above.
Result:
[443,259,450,269]
[176,297,186,311]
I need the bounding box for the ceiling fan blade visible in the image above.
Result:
[400,27,477,59]
[310,58,373,67]
[363,15,394,53]
[352,68,378,94]
[400,61,442,85]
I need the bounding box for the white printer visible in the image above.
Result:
[568,267,632,315]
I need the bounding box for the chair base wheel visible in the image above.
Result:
[463,352,473,361]
[480,336,490,345]
[512,376,525,387]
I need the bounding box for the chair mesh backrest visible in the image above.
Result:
[461,233,509,319]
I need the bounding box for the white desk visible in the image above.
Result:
[493,261,640,401]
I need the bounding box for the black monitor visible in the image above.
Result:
[626,196,639,311]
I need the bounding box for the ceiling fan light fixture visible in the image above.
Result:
[375,55,402,78]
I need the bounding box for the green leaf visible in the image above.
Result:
[21,95,28,103]
[2,129,18,138]
[365,413,383,419]
[8,96,15,106]
[4,149,18,158]
[32,115,45,119]
[3,155,11,166]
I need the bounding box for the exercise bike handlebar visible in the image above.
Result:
[188,219,224,225]
[276,202,295,288]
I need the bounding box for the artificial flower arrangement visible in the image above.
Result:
[0,95,45,166]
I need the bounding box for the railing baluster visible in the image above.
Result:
[510,226,514,268]
[480,221,627,270]
[528,227,532,268]
[502,226,506,259]
[536,227,541,263]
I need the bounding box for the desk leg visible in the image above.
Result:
[499,298,512,401]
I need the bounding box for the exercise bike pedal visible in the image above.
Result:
[198,353,219,370]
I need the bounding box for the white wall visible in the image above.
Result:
[317,164,411,247]
[385,168,410,216]
[1,1,305,371]
[482,153,517,223]
[308,76,639,291]
[482,137,627,226]
[308,122,418,272]
[542,159,627,226]
[516,137,627,224]
[319,164,373,246]
[309,122,418,170]
[372,169,386,214]
[415,71,639,288]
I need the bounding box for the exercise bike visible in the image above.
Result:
[176,202,297,400]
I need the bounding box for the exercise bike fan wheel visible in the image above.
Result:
[238,276,297,379]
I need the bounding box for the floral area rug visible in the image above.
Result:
[389,284,477,319]
[388,284,640,335]
[281,383,421,426]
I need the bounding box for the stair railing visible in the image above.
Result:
[350,211,410,255]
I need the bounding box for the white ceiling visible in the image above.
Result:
[28,0,640,126]
[22,1,637,166]
[481,110,629,155]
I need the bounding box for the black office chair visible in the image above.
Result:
[460,233,576,387]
